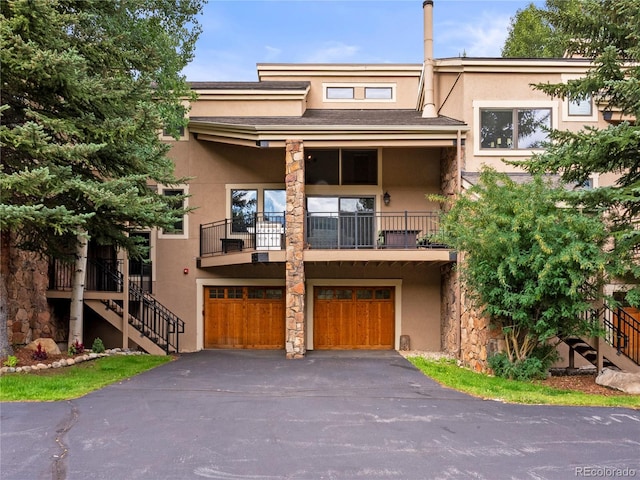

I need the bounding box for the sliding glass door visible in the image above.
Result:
[307,196,375,249]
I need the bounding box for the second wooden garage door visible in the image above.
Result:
[314,286,394,349]
[204,286,285,349]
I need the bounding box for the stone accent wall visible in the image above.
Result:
[284,139,306,359]
[440,263,459,355]
[2,235,59,346]
[459,281,506,373]
[440,146,458,202]
[439,145,460,355]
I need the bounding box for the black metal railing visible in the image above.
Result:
[306,211,445,250]
[49,258,124,292]
[200,212,286,256]
[126,281,184,354]
[48,257,183,354]
[200,210,447,256]
[602,304,640,365]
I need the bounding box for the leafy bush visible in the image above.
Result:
[3,355,18,367]
[91,337,105,354]
[32,343,48,361]
[68,339,84,356]
[488,345,558,381]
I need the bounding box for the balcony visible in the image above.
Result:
[199,211,450,266]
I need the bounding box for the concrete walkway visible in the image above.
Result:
[1,350,639,480]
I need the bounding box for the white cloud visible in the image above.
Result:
[264,45,282,62]
[182,49,258,81]
[437,13,512,58]
[303,42,361,63]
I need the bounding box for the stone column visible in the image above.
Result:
[285,139,306,358]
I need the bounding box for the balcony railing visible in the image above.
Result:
[200,211,446,256]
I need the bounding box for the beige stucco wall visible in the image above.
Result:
[381,147,441,211]
[189,98,305,117]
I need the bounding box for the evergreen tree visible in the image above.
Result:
[522,0,640,304]
[502,0,579,58]
[0,0,203,353]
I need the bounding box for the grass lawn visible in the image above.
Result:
[408,357,640,409]
[0,355,172,402]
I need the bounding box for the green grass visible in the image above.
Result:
[408,357,640,409]
[0,355,172,402]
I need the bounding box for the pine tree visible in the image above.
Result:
[0,0,203,352]
[522,0,640,304]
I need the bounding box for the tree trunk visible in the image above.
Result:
[68,231,89,349]
[0,231,14,357]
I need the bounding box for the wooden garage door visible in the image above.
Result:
[204,286,285,349]
[314,286,394,349]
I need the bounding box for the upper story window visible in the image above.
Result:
[323,83,396,103]
[305,149,378,186]
[480,108,551,150]
[326,87,354,99]
[158,185,189,239]
[231,189,257,233]
[365,87,392,100]
[568,96,593,116]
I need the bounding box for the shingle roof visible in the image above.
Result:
[191,109,466,127]
[189,81,310,90]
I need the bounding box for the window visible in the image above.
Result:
[158,185,188,239]
[568,96,593,116]
[305,149,378,186]
[231,189,257,233]
[480,108,551,150]
[323,83,396,102]
[326,87,354,99]
[264,189,286,224]
[365,87,392,99]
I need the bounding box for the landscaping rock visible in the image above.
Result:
[25,338,61,355]
[596,368,640,394]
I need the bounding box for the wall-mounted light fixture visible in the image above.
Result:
[383,191,391,206]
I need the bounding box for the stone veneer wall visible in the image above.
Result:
[284,139,306,358]
[439,146,459,355]
[440,264,458,355]
[459,283,506,372]
[2,235,60,346]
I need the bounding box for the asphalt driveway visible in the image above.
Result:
[1,350,639,480]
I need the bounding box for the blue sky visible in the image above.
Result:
[184,0,543,81]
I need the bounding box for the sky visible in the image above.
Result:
[184,0,545,82]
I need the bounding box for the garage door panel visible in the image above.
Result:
[314,287,394,350]
[205,287,285,349]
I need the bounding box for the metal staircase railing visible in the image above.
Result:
[602,303,639,365]
[562,302,640,370]
[49,258,184,354]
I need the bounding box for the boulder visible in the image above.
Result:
[24,338,61,355]
[596,368,640,394]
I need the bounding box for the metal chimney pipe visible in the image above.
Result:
[422,0,437,118]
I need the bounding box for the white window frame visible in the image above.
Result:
[473,100,558,157]
[560,74,599,123]
[225,183,286,221]
[157,184,189,239]
[322,83,396,103]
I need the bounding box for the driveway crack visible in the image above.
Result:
[52,400,79,480]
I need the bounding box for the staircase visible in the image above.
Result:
[49,258,184,356]
[561,304,640,373]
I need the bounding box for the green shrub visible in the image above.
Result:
[488,345,558,381]
[68,339,84,356]
[3,355,18,368]
[91,337,105,354]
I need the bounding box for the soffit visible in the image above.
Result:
[189,109,468,146]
